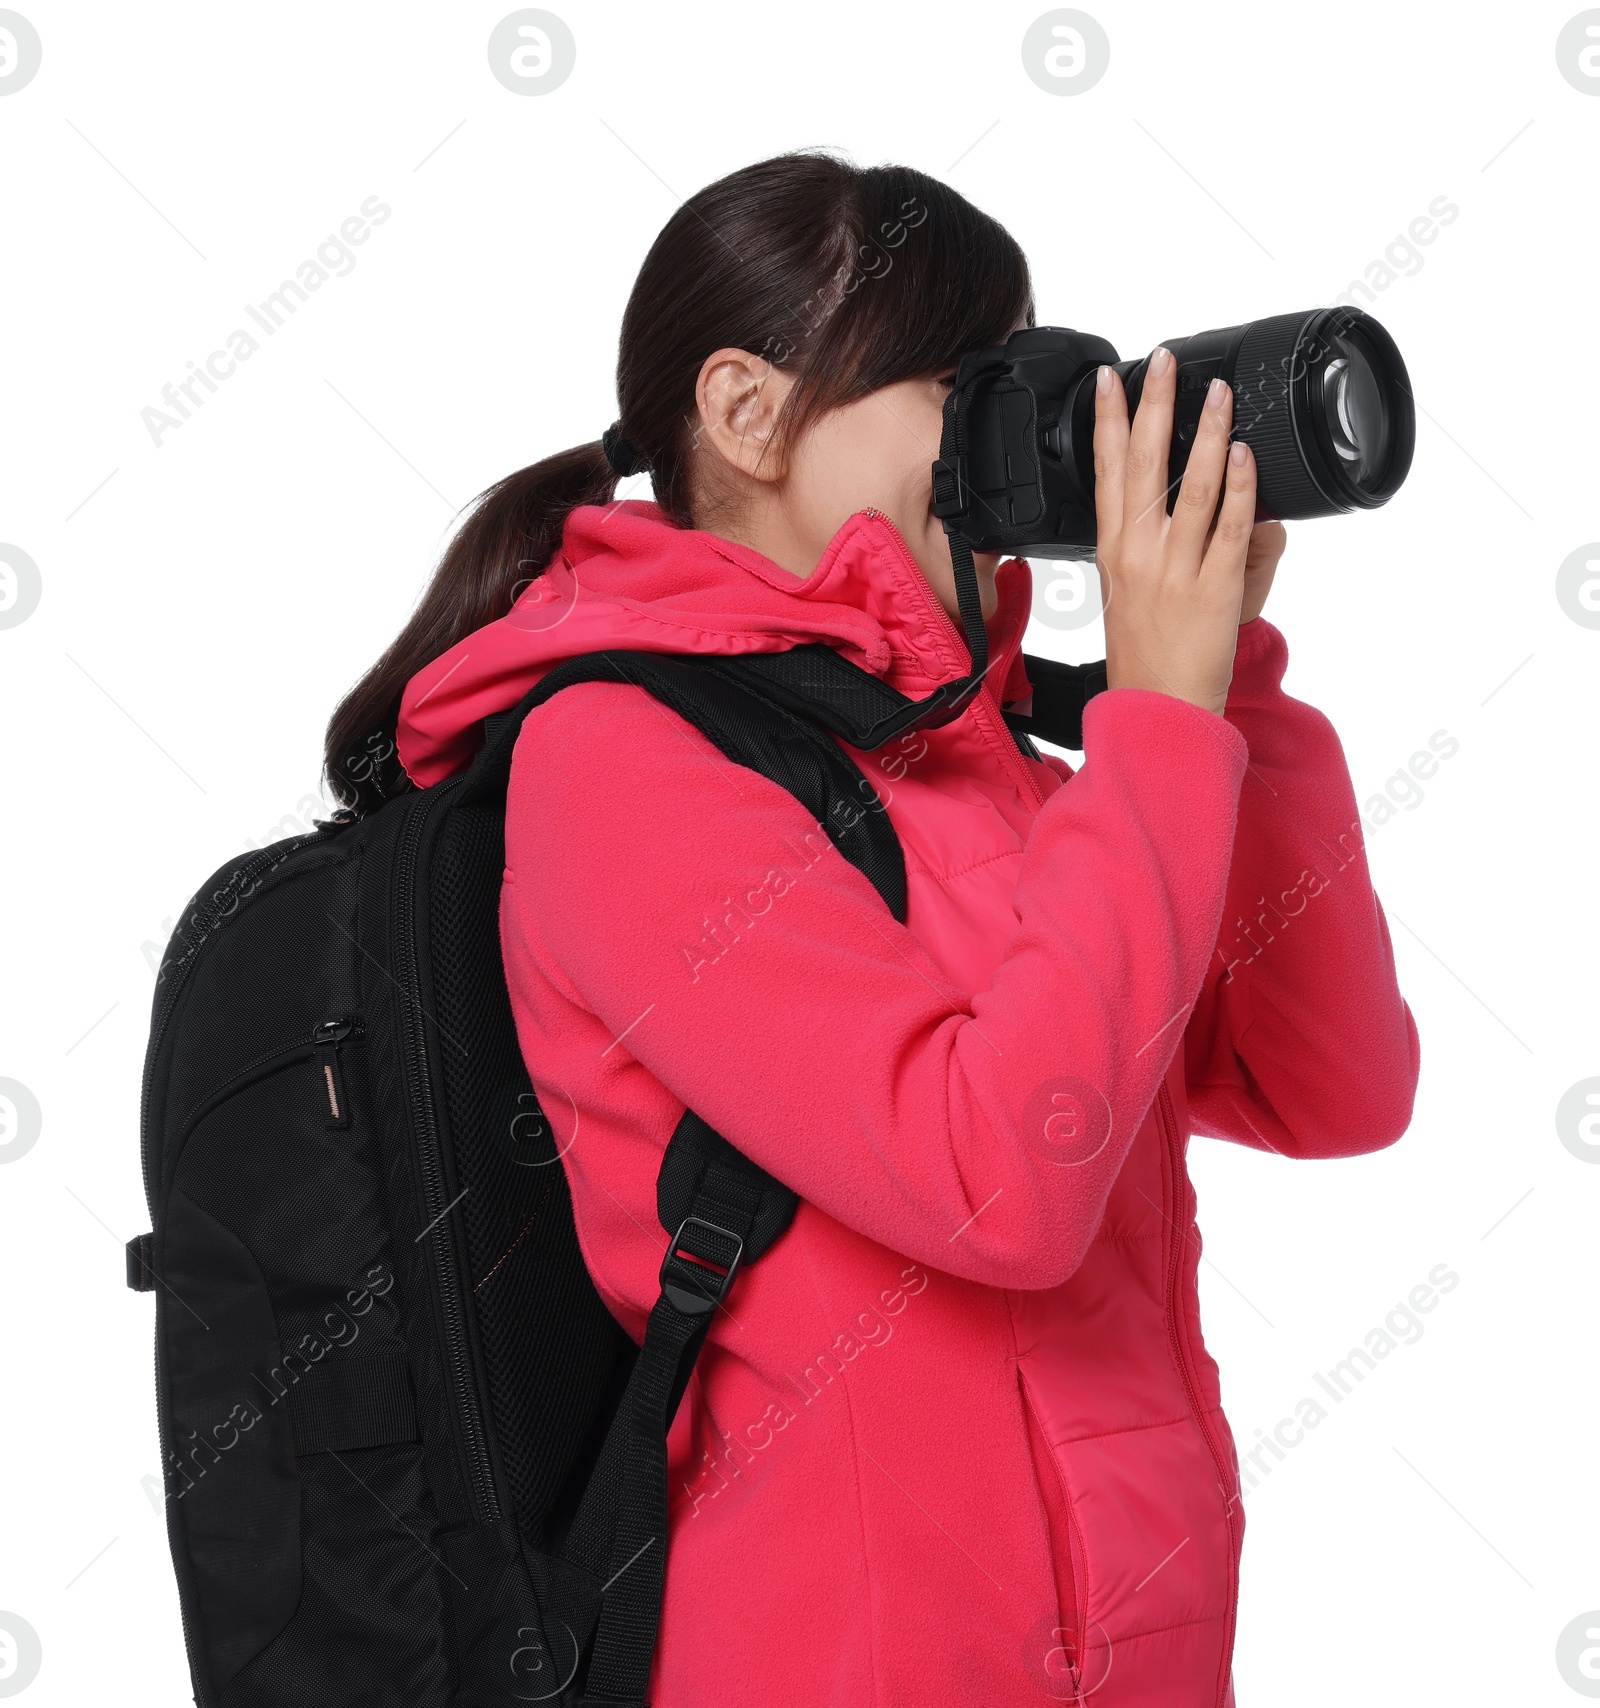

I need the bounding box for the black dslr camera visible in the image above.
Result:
[932,306,1415,559]
[725,310,1414,751]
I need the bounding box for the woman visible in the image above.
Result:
[330,152,1419,1706]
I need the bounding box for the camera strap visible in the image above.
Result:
[705,529,993,751]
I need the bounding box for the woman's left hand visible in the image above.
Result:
[1239,520,1286,624]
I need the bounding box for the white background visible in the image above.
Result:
[2,1,1596,1702]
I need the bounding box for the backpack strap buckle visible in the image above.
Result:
[658,1215,745,1317]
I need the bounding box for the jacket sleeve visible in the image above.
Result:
[1182,617,1421,1157]
[504,678,1248,1291]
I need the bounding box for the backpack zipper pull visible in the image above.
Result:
[311,1017,360,1130]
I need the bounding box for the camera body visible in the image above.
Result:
[930,327,1114,562]
[931,309,1415,560]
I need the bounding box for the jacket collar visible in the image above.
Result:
[398,499,1034,787]
[699,505,1033,706]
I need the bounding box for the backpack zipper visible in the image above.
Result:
[311,1016,361,1128]
[1157,1079,1240,1706]
[393,780,501,1525]
[860,508,1046,810]
[171,1018,366,1144]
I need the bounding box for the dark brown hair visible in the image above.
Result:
[324,148,1032,812]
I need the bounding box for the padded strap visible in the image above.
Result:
[719,644,1108,753]
[705,646,915,750]
[1003,654,1109,752]
[657,1110,796,1271]
[565,1111,797,1707]
[463,648,908,923]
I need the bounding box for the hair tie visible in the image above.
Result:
[602,421,646,478]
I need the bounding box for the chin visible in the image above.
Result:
[977,553,1002,618]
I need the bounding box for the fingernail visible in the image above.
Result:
[1230,440,1248,466]
[1096,364,1113,395]
[1149,346,1172,377]
[1206,376,1228,410]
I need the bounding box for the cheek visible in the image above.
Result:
[855,388,945,504]
[796,421,890,506]
[786,388,947,547]
[810,442,930,535]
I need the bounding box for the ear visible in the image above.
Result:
[694,347,794,484]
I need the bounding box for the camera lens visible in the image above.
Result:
[929,310,1415,563]
[1321,342,1388,484]
[1118,307,1415,521]
[1230,308,1414,514]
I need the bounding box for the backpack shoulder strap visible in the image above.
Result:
[461,647,907,924]
[1003,652,1108,752]
[456,647,903,1707]
[709,641,1108,753]
[564,1106,796,1707]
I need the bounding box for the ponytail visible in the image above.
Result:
[323,440,616,814]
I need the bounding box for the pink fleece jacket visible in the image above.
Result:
[398,499,1420,1707]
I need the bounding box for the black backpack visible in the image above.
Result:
[128,643,1104,1707]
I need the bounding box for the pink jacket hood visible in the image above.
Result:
[397,498,1034,787]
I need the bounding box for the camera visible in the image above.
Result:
[931,307,1416,560]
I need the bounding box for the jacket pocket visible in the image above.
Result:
[1017,1365,1087,1698]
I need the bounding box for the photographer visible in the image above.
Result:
[336,150,1420,1707]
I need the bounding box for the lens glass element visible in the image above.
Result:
[1318,336,1391,492]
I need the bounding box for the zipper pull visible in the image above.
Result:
[311,1017,360,1130]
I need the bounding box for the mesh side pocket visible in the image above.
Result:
[427,797,632,1549]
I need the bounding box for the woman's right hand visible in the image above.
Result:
[1092,348,1257,718]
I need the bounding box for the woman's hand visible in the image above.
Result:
[1238,520,1285,624]
[1092,349,1257,717]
